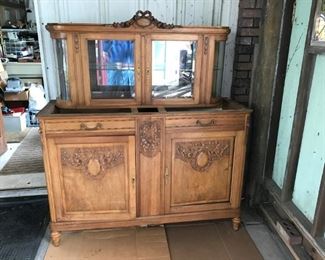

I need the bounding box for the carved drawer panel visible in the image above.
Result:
[165,114,246,131]
[44,118,135,133]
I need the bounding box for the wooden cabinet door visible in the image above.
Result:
[80,33,142,107]
[165,131,238,214]
[47,135,136,222]
[145,34,204,106]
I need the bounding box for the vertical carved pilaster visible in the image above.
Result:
[73,33,80,53]
[139,120,161,157]
[204,36,209,55]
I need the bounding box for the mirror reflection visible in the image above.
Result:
[88,40,135,99]
[152,40,196,99]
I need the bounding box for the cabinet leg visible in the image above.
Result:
[51,231,61,247]
[232,217,241,231]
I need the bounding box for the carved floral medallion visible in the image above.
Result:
[139,120,161,157]
[61,146,124,179]
[175,140,230,172]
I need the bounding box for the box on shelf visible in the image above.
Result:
[4,89,29,101]
[3,112,26,132]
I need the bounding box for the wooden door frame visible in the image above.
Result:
[248,0,325,257]
[0,110,7,155]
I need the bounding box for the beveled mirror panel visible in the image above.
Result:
[55,39,70,100]
[152,40,197,99]
[88,40,135,99]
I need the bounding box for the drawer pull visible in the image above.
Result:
[80,122,103,130]
[196,119,215,127]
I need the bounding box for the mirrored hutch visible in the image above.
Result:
[38,11,251,246]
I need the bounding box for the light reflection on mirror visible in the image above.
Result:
[152,40,196,99]
[88,40,135,99]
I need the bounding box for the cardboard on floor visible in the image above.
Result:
[45,226,170,260]
[166,221,263,260]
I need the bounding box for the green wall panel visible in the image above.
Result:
[292,54,325,222]
[272,0,312,188]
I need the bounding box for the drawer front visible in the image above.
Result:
[44,118,135,133]
[166,114,246,131]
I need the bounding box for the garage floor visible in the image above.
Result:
[0,128,46,197]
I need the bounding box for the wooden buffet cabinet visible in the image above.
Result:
[38,11,251,246]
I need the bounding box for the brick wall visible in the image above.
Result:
[232,0,263,104]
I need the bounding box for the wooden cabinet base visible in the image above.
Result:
[38,101,251,247]
[50,208,240,246]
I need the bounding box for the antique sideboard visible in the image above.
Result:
[38,11,251,246]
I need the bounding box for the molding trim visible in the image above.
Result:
[113,10,179,29]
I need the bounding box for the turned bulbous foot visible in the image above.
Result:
[232,217,241,231]
[51,231,61,247]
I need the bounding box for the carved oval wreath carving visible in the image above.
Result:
[61,146,124,179]
[139,120,161,158]
[175,140,230,172]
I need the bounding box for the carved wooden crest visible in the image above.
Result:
[139,120,161,157]
[113,10,179,29]
[175,140,230,172]
[61,146,124,179]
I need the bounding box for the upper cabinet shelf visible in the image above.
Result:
[46,10,230,108]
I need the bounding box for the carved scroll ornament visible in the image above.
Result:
[139,120,161,157]
[61,146,124,179]
[113,10,179,29]
[175,140,230,172]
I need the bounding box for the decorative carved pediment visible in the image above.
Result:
[139,120,161,157]
[113,10,179,29]
[61,146,124,179]
[175,140,230,172]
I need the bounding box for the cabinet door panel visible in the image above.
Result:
[80,33,142,106]
[47,135,135,221]
[145,34,203,106]
[165,132,234,214]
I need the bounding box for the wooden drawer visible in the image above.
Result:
[166,114,246,131]
[44,118,135,133]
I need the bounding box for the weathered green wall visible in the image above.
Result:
[272,0,325,223]
[272,0,312,188]
[292,55,325,222]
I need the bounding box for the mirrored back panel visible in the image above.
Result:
[88,39,135,99]
[152,40,196,100]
